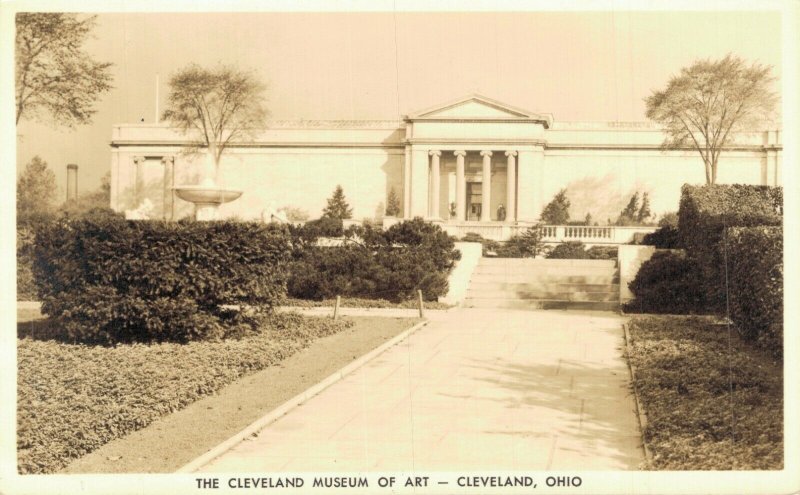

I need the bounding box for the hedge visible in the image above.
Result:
[726,226,783,357]
[33,211,292,344]
[623,250,707,314]
[17,225,37,300]
[678,184,782,311]
[547,241,590,259]
[288,218,459,302]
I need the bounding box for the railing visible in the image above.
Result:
[438,222,657,244]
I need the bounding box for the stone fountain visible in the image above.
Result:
[173,151,242,221]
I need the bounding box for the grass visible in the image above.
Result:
[284,296,452,310]
[17,311,418,474]
[626,315,783,470]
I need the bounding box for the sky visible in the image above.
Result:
[13,9,783,197]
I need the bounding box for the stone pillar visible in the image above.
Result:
[505,151,517,222]
[480,150,492,222]
[454,150,467,221]
[410,148,430,217]
[403,145,412,218]
[162,156,175,220]
[66,164,78,202]
[429,150,441,219]
[133,156,145,206]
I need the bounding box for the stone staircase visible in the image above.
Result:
[462,258,620,311]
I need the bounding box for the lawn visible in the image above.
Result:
[17,311,419,474]
[626,315,783,470]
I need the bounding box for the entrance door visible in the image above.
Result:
[466,182,482,221]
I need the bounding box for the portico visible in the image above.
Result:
[401,95,552,224]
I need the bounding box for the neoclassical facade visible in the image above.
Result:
[110,95,782,237]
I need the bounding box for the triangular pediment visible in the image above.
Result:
[407,94,552,127]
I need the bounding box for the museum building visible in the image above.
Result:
[110,94,782,240]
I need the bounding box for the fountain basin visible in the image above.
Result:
[173,185,243,221]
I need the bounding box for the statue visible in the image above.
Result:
[497,203,506,221]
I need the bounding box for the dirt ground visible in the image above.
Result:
[58,316,419,474]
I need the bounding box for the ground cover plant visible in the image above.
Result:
[17,311,355,474]
[626,315,782,470]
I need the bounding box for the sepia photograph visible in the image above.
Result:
[1,1,798,494]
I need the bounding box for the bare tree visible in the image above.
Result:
[15,13,113,127]
[162,64,268,180]
[645,54,777,184]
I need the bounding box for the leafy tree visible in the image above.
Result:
[162,64,268,181]
[637,192,653,224]
[322,185,353,220]
[540,189,570,224]
[584,212,593,226]
[17,156,56,221]
[15,13,113,127]
[645,54,777,184]
[385,187,401,216]
[616,192,640,226]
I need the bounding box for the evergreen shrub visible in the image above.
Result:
[33,212,292,344]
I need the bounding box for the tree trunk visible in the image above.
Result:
[711,157,718,185]
[704,160,713,185]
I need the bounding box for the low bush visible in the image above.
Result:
[642,225,681,249]
[623,251,707,314]
[678,184,782,311]
[547,241,589,259]
[460,233,500,256]
[288,218,459,302]
[283,297,452,310]
[493,228,548,258]
[17,313,354,474]
[586,246,618,260]
[727,226,783,357]
[33,212,292,344]
[626,316,782,470]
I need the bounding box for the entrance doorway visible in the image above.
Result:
[466,182,482,221]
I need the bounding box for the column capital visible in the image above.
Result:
[132,156,145,163]
[504,150,518,157]
[480,150,493,157]
[161,155,175,164]
[429,150,442,157]
[453,150,467,157]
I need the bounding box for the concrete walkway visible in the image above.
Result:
[194,308,643,472]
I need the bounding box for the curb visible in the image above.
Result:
[622,321,655,468]
[177,318,430,473]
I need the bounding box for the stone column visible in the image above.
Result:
[162,156,175,220]
[66,164,78,202]
[410,148,430,217]
[480,151,492,222]
[505,151,517,222]
[429,150,441,219]
[133,156,145,206]
[454,150,467,221]
[403,145,412,218]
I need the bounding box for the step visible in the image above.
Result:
[467,281,620,292]
[462,298,620,311]
[479,258,617,268]
[464,288,619,302]
[468,273,620,285]
[472,265,618,276]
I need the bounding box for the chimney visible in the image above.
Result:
[67,164,78,202]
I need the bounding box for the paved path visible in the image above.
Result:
[196,308,643,472]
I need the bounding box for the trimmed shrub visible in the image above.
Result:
[16,225,38,300]
[586,245,618,260]
[642,225,681,249]
[302,216,344,238]
[727,226,783,357]
[32,213,292,344]
[547,241,589,259]
[623,250,707,314]
[288,218,459,302]
[678,184,782,311]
